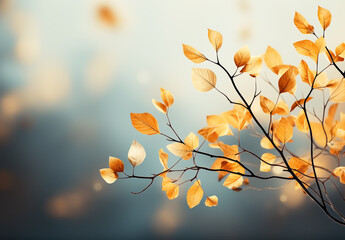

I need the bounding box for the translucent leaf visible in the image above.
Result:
[290,97,313,112]
[264,46,283,74]
[205,196,218,207]
[182,44,207,63]
[100,168,118,184]
[191,68,217,92]
[317,6,332,30]
[160,88,174,107]
[186,180,203,209]
[208,29,223,52]
[333,167,345,184]
[260,153,276,172]
[159,148,169,169]
[166,142,192,160]
[130,113,160,135]
[152,99,167,114]
[184,132,199,150]
[240,56,262,77]
[128,140,146,167]
[234,46,250,67]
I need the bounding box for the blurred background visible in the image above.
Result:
[1,0,345,239]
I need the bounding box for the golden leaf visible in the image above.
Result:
[260,153,276,172]
[293,11,314,34]
[166,184,179,200]
[329,79,345,103]
[310,122,329,147]
[182,44,207,63]
[109,156,124,172]
[128,140,146,167]
[166,142,192,160]
[130,112,160,135]
[271,64,299,76]
[221,105,252,130]
[259,96,289,115]
[335,42,345,58]
[234,46,251,67]
[191,68,217,92]
[152,99,167,114]
[186,180,204,209]
[260,137,274,149]
[223,165,245,190]
[184,132,199,150]
[218,161,238,181]
[296,110,309,133]
[240,56,263,77]
[278,68,296,94]
[275,117,293,144]
[293,40,318,62]
[325,104,338,129]
[100,168,118,184]
[288,157,309,177]
[208,29,223,52]
[207,114,232,136]
[264,46,283,74]
[205,196,218,207]
[333,167,345,184]
[198,126,219,143]
[290,97,313,112]
[298,60,315,86]
[160,88,174,107]
[317,6,332,30]
[326,49,344,63]
[159,148,169,169]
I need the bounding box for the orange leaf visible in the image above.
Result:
[205,196,218,207]
[296,110,309,133]
[278,68,296,94]
[240,56,262,77]
[100,168,118,184]
[166,142,192,160]
[290,97,313,112]
[264,46,283,74]
[159,149,169,169]
[208,29,223,52]
[182,44,207,63]
[293,40,318,62]
[198,126,219,143]
[298,60,314,86]
[335,42,345,58]
[223,165,245,190]
[184,132,199,150]
[275,117,293,144]
[293,11,314,34]
[191,68,217,92]
[186,180,203,209]
[234,46,251,67]
[109,157,124,172]
[333,167,345,184]
[160,88,174,107]
[130,113,160,135]
[260,153,276,172]
[317,6,332,30]
[152,99,167,114]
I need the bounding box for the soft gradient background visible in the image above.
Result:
[1,0,345,239]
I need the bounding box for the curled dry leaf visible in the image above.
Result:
[191,68,217,92]
[234,46,251,67]
[130,112,160,135]
[205,196,218,207]
[152,99,167,114]
[208,29,223,52]
[160,88,174,107]
[187,180,204,209]
[109,156,124,172]
[317,6,332,30]
[100,168,119,184]
[128,140,146,167]
[182,44,207,63]
[294,11,314,34]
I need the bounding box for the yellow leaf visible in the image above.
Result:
[278,68,296,94]
[290,97,313,112]
[166,184,179,200]
[329,79,345,103]
[240,56,262,77]
[223,165,245,190]
[325,103,338,129]
[128,140,146,167]
[317,6,332,30]
[260,153,276,172]
[271,64,299,76]
[109,156,124,172]
[293,11,314,34]
[186,180,203,209]
[191,68,217,92]
[310,122,329,147]
[184,132,199,150]
[208,29,223,52]
[333,167,345,184]
[206,114,231,136]
[264,46,283,74]
[298,60,314,86]
[130,112,160,135]
[218,161,238,181]
[275,117,293,144]
[234,46,251,67]
[160,88,174,107]
[166,142,192,160]
[326,49,344,63]
[162,177,174,191]
[198,126,219,143]
[205,196,218,207]
[100,168,118,184]
[293,40,318,62]
[182,44,207,63]
[260,137,274,149]
[221,105,252,130]
[273,101,289,115]
[159,148,168,169]
[259,96,288,115]
[296,110,309,133]
[216,142,239,158]
[315,37,326,54]
[288,157,309,177]
[336,42,345,58]
[152,99,167,114]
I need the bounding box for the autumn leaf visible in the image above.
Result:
[329,79,345,103]
[290,97,313,112]
[207,114,232,136]
[298,60,315,86]
[198,126,219,143]
[335,42,345,58]
[223,165,245,190]
[159,148,169,169]
[288,157,309,177]
[260,137,274,149]
[264,46,283,74]
[128,140,146,167]
[162,177,179,199]
[318,6,332,30]
[240,56,263,77]
[160,88,174,107]
[100,168,119,184]
[182,44,207,63]
[278,68,296,94]
[152,99,167,114]
[130,113,160,135]
[293,11,314,34]
[205,196,218,207]
[187,180,204,209]
[191,68,217,92]
[296,110,309,133]
[184,132,199,150]
[293,40,318,62]
[208,29,223,52]
[218,161,238,181]
[260,96,289,115]
[333,167,345,184]
[275,117,293,144]
[167,142,192,160]
[326,49,344,63]
[109,156,124,172]
[259,153,276,172]
[234,46,251,67]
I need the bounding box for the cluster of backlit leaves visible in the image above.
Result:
[100,6,345,209]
